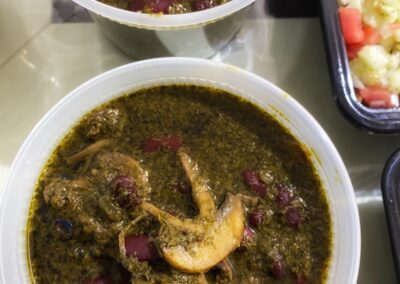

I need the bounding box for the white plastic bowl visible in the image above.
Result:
[0,58,360,283]
[72,0,255,59]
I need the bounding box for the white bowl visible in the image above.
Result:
[0,58,360,283]
[72,0,255,59]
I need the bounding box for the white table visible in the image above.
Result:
[0,0,398,282]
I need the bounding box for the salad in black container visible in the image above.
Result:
[318,0,400,133]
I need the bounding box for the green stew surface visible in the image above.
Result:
[28,85,331,284]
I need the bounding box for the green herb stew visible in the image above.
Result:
[28,85,332,284]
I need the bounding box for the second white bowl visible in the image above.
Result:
[72,0,255,59]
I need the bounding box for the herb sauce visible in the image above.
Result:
[28,85,331,284]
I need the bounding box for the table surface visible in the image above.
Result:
[0,0,399,283]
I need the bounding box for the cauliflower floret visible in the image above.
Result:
[347,0,364,11]
[395,29,400,42]
[388,69,400,92]
[351,57,387,86]
[388,51,400,69]
[358,45,390,68]
[363,0,400,28]
[380,35,396,50]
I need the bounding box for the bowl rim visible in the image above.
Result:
[72,0,256,29]
[0,57,360,284]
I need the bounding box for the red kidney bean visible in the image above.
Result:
[243,170,259,187]
[175,181,191,194]
[242,226,255,243]
[143,137,163,152]
[242,170,267,198]
[110,175,141,208]
[248,209,264,228]
[129,0,146,11]
[193,0,217,11]
[143,135,182,152]
[286,207,302,229]
[276,187,292,208]
[253,184,267,198]
[272,259,286,279]
[294,273,306,284]
[163,135,183,151]
[124,235,158,261]
[148,0,174,13]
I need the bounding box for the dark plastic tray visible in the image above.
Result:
[382,149,400,282]
[318,0,400,134]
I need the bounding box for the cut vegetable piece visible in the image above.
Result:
[347,43,363,60]
[339,7,365,44]
[388,69,400,93]
[346,26,381,60]
[358,45,389,70]
[66,139,111,166]
[362,26,382,45]
[358,86,399,108]
[141,201,203,234]
[350,57,384,86]
[162,194,245,273]
[347,0,362,11]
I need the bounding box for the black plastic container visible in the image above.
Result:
[318,0,400,133]
[382,149,400,282]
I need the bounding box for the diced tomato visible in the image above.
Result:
[148,0,174,13]
[339,7,364,44]
[346,26,381,60]
[357,86,399,108]
[362,26,381,45]
[346,43,363,60]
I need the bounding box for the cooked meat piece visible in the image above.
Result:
[84,108,126,139]
[43,177,116,244]
[92,152,152,198]
[66,139,112,167]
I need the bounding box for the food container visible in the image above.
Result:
[318,0,400,134]
[381,149,400,282]
[0,57,360,283]
[72,0,255,59]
